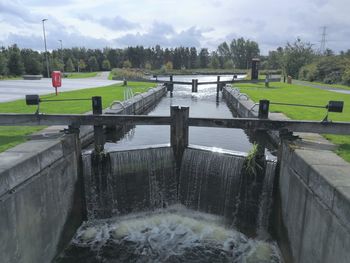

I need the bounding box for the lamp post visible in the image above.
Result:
[58,39,64,74]
[42,18,50,78]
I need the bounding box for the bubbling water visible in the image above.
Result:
[56,205,282,263]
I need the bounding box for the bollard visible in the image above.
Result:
[169,75,174,91]
[191,79,198,92]
[287,76,292,84]
[170,106,189,167]
[265,75,269,88]
[216,76,221,94]
[258,99,270,119]
[123,79,127,86]
[92,96,104,153]
[251,58,260,81]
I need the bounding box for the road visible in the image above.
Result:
[293,80,350,95]
[0,72,121,102]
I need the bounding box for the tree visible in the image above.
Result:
[7,45,24,76]
[281,38,315,78]
[165,61,173,71]
[78,59,86,72]
[210,51,220,69]
[218,38,260,69]
[189,47,197,69]
[199,48,209,68]
[88,56,99,71]
[123,60,132,68]
[0,53,8,76]
[66,57,75,72]
[102,59,111,70]
[51,58,64,71]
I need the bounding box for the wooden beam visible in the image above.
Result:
[0,114,349,135]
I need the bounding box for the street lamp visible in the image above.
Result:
[42,18,50,78]
[58,39,64,74]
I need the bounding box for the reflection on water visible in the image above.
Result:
[106,74,255,153]
[56,205,282,263]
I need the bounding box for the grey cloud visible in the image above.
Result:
[114,22,203,47]
[3,18,110,50]
[77,14,139,31]
[0,0,37,23]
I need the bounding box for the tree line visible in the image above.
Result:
[0,38,260,77]
[1,38,349,86]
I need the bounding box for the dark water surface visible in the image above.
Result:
[106,75,256,153]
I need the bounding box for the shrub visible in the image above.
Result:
[342,67,350,86]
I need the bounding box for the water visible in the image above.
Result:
[179,147,276,236]
[55,205,282,263]
[105,75,255,153]
[83,147,177,219]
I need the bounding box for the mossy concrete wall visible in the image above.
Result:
[0,85,167,263]
[223,85,350,263]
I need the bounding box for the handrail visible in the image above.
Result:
[0,113,349,135]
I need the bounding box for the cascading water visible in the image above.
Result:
[83,147,177,219]
[179,147,276,236]
[55,205,282,263]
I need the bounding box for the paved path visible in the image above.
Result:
[0,73,121,102]
[293,80,350,95]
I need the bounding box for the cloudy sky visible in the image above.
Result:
[0,0,349,54]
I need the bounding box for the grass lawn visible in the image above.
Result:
[0,82,155,152]
[0,76,23,80]
[234,82,350,162]
[65,72,98,79]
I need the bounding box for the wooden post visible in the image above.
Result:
[92,96,104,153]
[256,99,269,159]
[171,106,189,166]
[168,75,174,94]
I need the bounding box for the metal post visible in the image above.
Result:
[258,100,270,119]
[171,106,189,166]
[195,79,198,92]
[58,39,64,75]
[42,19,50,78]
[92,96,104,153]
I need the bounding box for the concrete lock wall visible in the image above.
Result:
[0,84,167,263]
[222,85,350,263]
[0,134,84,263]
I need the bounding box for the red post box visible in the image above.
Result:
[51,71,62,95]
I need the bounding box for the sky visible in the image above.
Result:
[0,0,349,54]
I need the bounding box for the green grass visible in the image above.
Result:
[234,82,350,162]
[65,72,98,79]
[0,82,155,152]
[0,76,22,80]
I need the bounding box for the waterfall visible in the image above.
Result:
[257,160,277,238]
[179,147,276,236]
[82,147,177,220]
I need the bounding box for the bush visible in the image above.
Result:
[342,67,350,86]
[324,71,342,84]
[299,63,317,81]
[110,68,146,81]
